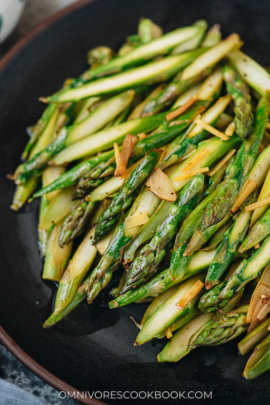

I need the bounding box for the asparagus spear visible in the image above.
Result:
[38,166,65,255]
[14,91,135,179]
[229,50,270,96]
[43,273,91,328]
[158,291,242,362]
[186,93,270,255]
[38,187,75,230]
[205,192,258,289]
[135,273,205,345]
[72,100,207,200]
[33,150,115,198]
[49,112,168,166]
[121,174,204,293]
[94,151,160,242]
[11,177,40,211]
[78,24,206,81]
[188,305,248,347]
[42,220,73,281]
[86,219,131,302]
[53,226,98,314]
[180,34,241,81]
[140,50,209,117]
[109,249,216,308]
[124,132,240,265]
[158,313,213,362]
[72,159,115,199]
[223,64,253,139]
[47,50,207,104]
[250,166,270,228]
[203,155,234,198]
[238,318,270,356]
[239,207,270,253]
[243,334,270,379]
[201,24,221,48]
[22,104,57,160]
[58,200,97,247]
[199,235,270,312]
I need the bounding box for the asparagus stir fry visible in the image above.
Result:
[11,18,270,380]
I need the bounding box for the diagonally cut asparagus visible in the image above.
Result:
[109,249,216,308]
[135,273,205,345]
[94,151,160,242]
[188,305,248,347]
[205,192,257,289]
[47,51,206,103]
[229,50,270,95]
[243,335,270,380]
[121,174,204,293]
[14,91,135,178]
[223,64,253,139]
[49,112,168,166]
[181,34,241,81]
[199,235,270,312]
[78,24,207,81]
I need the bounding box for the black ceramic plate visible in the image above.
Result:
[0,0,270,404]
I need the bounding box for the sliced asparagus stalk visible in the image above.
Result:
[140,285,180,326]
[229,50,270,95]
[53,226,97,314]
[140,48,208,116]
[42,220,73,281]
[47,51,203,103]
[189,305,248,347]
[181,34,241,81]
[239,206,270,253]
[39,186,75,230]
[11,176,40,211]
[128,84,166,120]
[33,150,115,198]
[223,64,253,139]
[158,313,213,362]
[243,335,270,379]
[78,24,206,80]
[250,167,270,228]
[58,200,97,246]
[22,104,57,160]
[122,174,204,293]
[186,94,231,141]
[135,273,205,345]
[199,235,270,312]
[109,249,216,308]
[14,91,134,178]
[158,291,242,362]
[201,24,221,48]
[43,273,90,328]
[28,106,60,159]
[94,151,160,242]
[238,318,270,356]
[205,192,257,289]
[49,112,167,166]
[38,166,65,255]
[73,97,100,123]
[86,220,131,303]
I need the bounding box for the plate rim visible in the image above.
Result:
[0,1,107,403]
